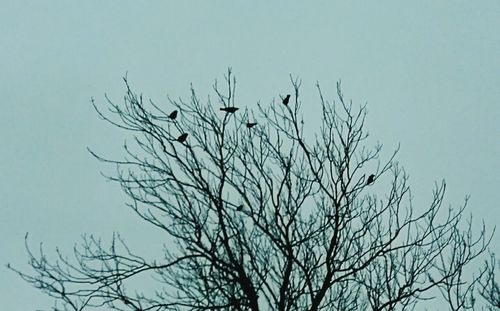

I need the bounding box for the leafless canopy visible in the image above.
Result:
[10,70,494,311]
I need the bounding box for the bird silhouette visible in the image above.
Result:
[236,204,244,211]
[220,107,239,113]
[246,122,257,128]
[282,94,291,105]
[176,133,188,143]
[168,110,178,119]
[366,174,375,185]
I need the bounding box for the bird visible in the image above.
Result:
[168,110,178,120]
[282,94,291,105]
[220,107,239,113]
[366,174,375,185]
[246,122,257,128]
[176,133,188,143]
[236,204,244,211]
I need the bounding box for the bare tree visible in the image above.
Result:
[9,70,493,310]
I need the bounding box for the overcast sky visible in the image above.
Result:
[1,1,499,309]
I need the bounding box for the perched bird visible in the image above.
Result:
[176,133,188,143]
[220,107,239,113]
[282,94,291,105]
[246,122,257,128]
[168,110,178,120]
[236,204,244,211]
[366,174,375,185]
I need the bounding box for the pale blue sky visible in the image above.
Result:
[1,1,499,309]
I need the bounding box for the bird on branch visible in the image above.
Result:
[168,110,178,120]
[282,94,291,105]
[176,133,188,143]
[220,107,239,113]
[366,174,375,185]
[246,122,257,128]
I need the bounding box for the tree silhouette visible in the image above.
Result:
[9,70,493,310]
